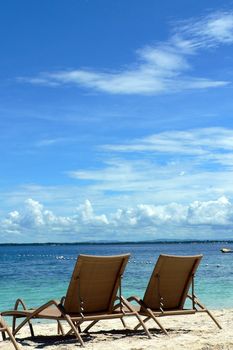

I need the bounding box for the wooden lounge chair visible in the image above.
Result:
[2,254,151,347]
[127,254,222,335]
[0,315,20,350]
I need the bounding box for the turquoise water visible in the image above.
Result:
[0,242,233,312]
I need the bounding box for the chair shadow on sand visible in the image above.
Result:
[17,326,191,348]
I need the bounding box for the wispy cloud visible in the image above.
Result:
[174,11,233,50]
[35,137,68,147]
[66,127,233,205]
[18,11,233,95]
[102,127,233,161]
[68,159,142,183]
[4,127,233,212]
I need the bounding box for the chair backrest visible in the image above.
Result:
[64,254,130,314]
[142,254,203,311]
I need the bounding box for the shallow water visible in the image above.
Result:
[0,242,232,311]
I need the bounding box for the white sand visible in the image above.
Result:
[0,309,232,349]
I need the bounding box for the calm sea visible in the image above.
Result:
[0,242,233,312]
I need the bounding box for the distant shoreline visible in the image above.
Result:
[0,239,233,246]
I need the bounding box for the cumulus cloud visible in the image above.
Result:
[110,202,187,228]
[109,196,233,228]
[0,199,109,239]
[1,196,233,241]
[187,196,231,225]
[74,200,109,226]
[18,11,232,95]
[1,199,72,234]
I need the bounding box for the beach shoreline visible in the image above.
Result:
[0,308,232,349]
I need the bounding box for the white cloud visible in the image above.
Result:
[21,45,227,95]
[68,159,142,183]
[187,196,231,225]
[65,128,233,208]
[18,11,233,95]
[111,196,233,229]
[35,138,67,147]
[176,12,233,49]
[138,46,190,71]
[3,128,233,221]
[200,13,233,43]
[3,199,73,232]
[102,127,233,159]
[74,200,109,226]
[1,196,233,241]
[1,198,108,234]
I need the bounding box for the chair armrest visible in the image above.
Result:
[127,295,142,303]
[13,299,65,336]
[127,295,148,310]
[14,298,28,311]
[60,296,66,305]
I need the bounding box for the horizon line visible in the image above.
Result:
[0,239,233,246]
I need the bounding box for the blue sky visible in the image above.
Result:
[1,0,233,242]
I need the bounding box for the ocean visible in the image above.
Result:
[0,241,233,312]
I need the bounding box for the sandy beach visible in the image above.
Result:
[0,308,232,349]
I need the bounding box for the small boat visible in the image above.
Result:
[221,247,233,253]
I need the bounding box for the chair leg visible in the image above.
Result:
[0,319,20,350]
[120,317,127,329]
[64,315,84,347]
[13,316,34,336]
[28,322,34,337]
[134,316,150,330]
[204,310,222,329]
[134,313,153,339]
[5,328,20,350]
[74,321,81,333]
[83,319,99,333]
[57,320,65,335]
[12,299,35,337]
[13,316,34,337]
[193,297,222,329]
[66,320,84,336]
[120,296,152,339]
[12,316,16,332]
[146,309,169,336]
[1,331,6,340]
